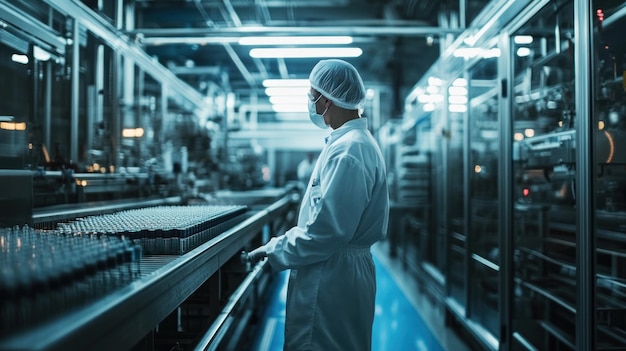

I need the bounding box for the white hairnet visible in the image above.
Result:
[309,59,366,110]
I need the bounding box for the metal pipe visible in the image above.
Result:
[574,0,595,350]
[498,31,512,351]
[135,25,461,42]
[0,1,65,53]
[70,20,80,163]
[223,42,256,87]
[222,0,243,27]
[193,259,269,350]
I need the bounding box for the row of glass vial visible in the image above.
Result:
[57,205,247,240]
[0,226,142,336]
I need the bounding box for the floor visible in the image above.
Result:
[250,241,472,351]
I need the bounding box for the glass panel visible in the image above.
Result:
[468,51,500,338]
[448,78,467,307]
[430,107,447,275]
[403,118,432,269]
[591,2,626,349]
[0,40,30,169]
[511,1,576,349]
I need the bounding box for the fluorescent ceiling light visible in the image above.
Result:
[423,103,435,112]
[448,96,468,104]
[272,104,308,113]
[516,47,532,57]
[426,86,439,94]
[11,54,28,65]
[265,87,310,96]
[453,47,480,58]
[483,48,501,58]
[270,96,308,105]
[428,77,442,86]
[452,78,467,87]
[33,46,51,61]
[418,94,443,104]
[250,47,362,58]
[514,35,534,44]
[448,104,467,113]
[263,79,310,88]
[239,36,353,45]
[448,86,468,96]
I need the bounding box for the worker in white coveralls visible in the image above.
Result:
[248,58,390,351]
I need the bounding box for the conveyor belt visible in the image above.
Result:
[0,193,297,351]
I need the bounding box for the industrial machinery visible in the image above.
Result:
[389,1,626,350]
[0,188,298,351]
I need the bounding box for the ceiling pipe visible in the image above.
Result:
[193,0,216,27]
[132,0,351,8]
[252,58,270,80]
[219,0,256,87]
[255,0,273,24]
[223,42,256,86]
[190,0,255,87]
[132,24,461,41]
[222,0,243,27]
[277,58,289,79]
[169,65,222,75]
[252,0,350,7]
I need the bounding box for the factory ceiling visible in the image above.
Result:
[129,0,487,113]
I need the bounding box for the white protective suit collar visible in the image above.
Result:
[325,117,368,144]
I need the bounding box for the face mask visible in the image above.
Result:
[308,94,329,129]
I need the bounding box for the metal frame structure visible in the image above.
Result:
[391,0,618,350]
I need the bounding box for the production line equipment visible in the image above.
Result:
[0,190,299,351]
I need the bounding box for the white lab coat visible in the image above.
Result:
[264,118,389,351]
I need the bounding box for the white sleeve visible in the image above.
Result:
[265,154,371,270]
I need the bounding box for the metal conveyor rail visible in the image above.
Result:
[0,194,295,351]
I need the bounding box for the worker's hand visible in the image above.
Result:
[247,246,267,263]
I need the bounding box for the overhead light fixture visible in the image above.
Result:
[448,96,468,104]
[33,46,51,61]
[448,104,467,113]
[516,47,532,57]
[239,36,353,46]
[448,86,468,96]
[271,104,308,113]
[452,78,467,87]
[11,54,28,65]
[250,47,362,58]
[262,79,310,88]
[122,128,145,138]
[514,35,534,44]
[265,87,309,96]
[423,103,435,112]
[428,77,443,86]
[270,96,308,105]
[453,47,480,58]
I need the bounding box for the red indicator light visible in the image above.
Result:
[523,188,530,197]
